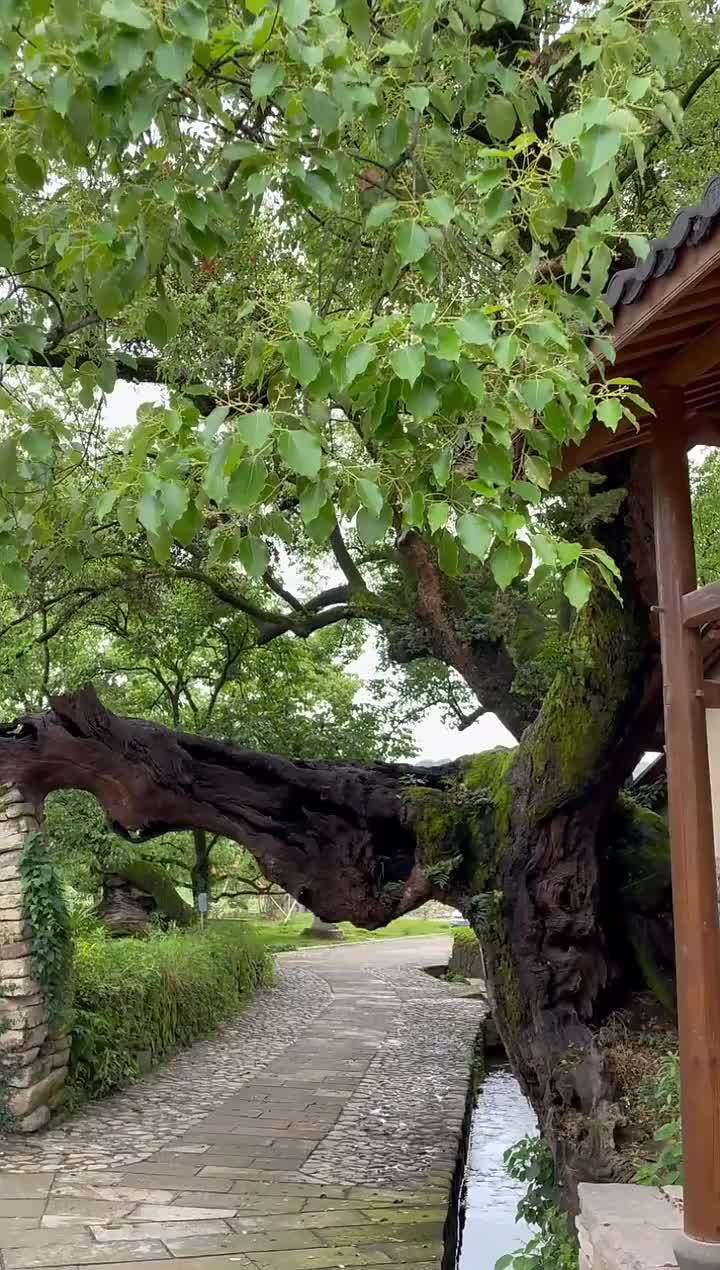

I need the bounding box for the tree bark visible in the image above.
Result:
[191,829,211,908]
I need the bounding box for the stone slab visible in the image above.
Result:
[92,1220,231,1243]
[0,1175,54,1199]
[163,1228,324,1257]
[4,1242,171,1268]
[51,1186,177,1206]
[44,1199,137,1223]
[245,1249,394,1268]
[0,1202,45,1219]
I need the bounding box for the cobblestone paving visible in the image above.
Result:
[0,936,484,1270]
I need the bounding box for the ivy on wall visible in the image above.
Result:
[20,832,73,1028]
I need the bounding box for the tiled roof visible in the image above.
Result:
[606,174,720,309]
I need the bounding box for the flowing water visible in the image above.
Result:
[456,1064,538,1270]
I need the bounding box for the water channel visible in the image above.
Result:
[456,1063,538,1270]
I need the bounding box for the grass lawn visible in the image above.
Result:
[222,915,454,952]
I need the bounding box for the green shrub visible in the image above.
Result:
[496,1135,578,1270]
[68,923,272,1101]
[634,1052,682,1186]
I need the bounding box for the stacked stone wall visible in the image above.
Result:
[0,786,70,1132]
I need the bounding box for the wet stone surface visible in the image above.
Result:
[0,935,483,1270]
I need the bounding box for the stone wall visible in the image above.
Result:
[577,1183,682,1270]
[0,786,70,1132]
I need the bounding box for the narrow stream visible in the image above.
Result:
[456,1063,538,1270]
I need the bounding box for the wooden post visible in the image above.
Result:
[652,399,720,1260]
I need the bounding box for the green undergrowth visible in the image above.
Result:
[242,916,453,951]
[633,1052,682,1186]
[496,1136,577,1270]
[68,923,272,1103]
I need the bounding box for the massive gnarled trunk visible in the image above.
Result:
[0,455,672,1186]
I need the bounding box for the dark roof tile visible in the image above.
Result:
[605,174,720,309]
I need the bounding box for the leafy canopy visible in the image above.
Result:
[0,0,712,605]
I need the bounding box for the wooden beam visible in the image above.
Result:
[683,583,720,628]
[652,393,720,1244]
[702,680,720,709]
[660,318,720,387]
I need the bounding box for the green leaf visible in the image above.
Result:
[306,500,337,543]
[525,454,552,489]
[288,300,313,336]
[489,0,524,23]
[101,0,153,26]
[345,342,377,384]
[476,442,512,486]
[278,429,323,478]
[456,311,493,345]
[356,478,384,517]
[303,88,340,134]
[281,0,310,24]
[238,409,273,451]
[251,62,284,100]
[552,111,583,144]
[343,0,370,43]
[585,125,622,174]
[406,380,440,421]
[425,193,456,226]
[491,540,523,589]
[237,534,270,578]
[457,511,493,560]
[14,153,45,192]
[428,501,450,533]
[563,565,592,610]
[486,96,516,142]
[161,479,189,525]
[627,234,650,260]
[521,377,554,413]
[596,398,624,430]
[96,490,118,521]
[172,0,208,39]
[137,493,163,535]
[394,222,430,265]
[48,73,73,116]
[433,327,462,361]
[228,456,268,511]
[438,529,459,576]
[282,338,320,386]
[647,26,681,69]
[403,490,425,528]
[145,310,169,347]
[356,504,392,544]
[1,563,29,595]
[494,333,519,371]
[390,343,425,386]
[407,85,430,111]
[433,446,452,487]
[367,199,397,229]
[589,242,613,294]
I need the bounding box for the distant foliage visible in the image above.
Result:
[68,923,272,1101]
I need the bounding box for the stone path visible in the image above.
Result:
[0,936,483,1270]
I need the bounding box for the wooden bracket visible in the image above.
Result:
[682,583,720,628]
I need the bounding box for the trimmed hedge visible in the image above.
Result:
[68,923,272,1101]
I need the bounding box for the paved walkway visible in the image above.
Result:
[0,937,483,1270]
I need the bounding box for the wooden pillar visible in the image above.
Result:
[652,401,720,1249]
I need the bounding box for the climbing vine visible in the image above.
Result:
[19,832,73,1028]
